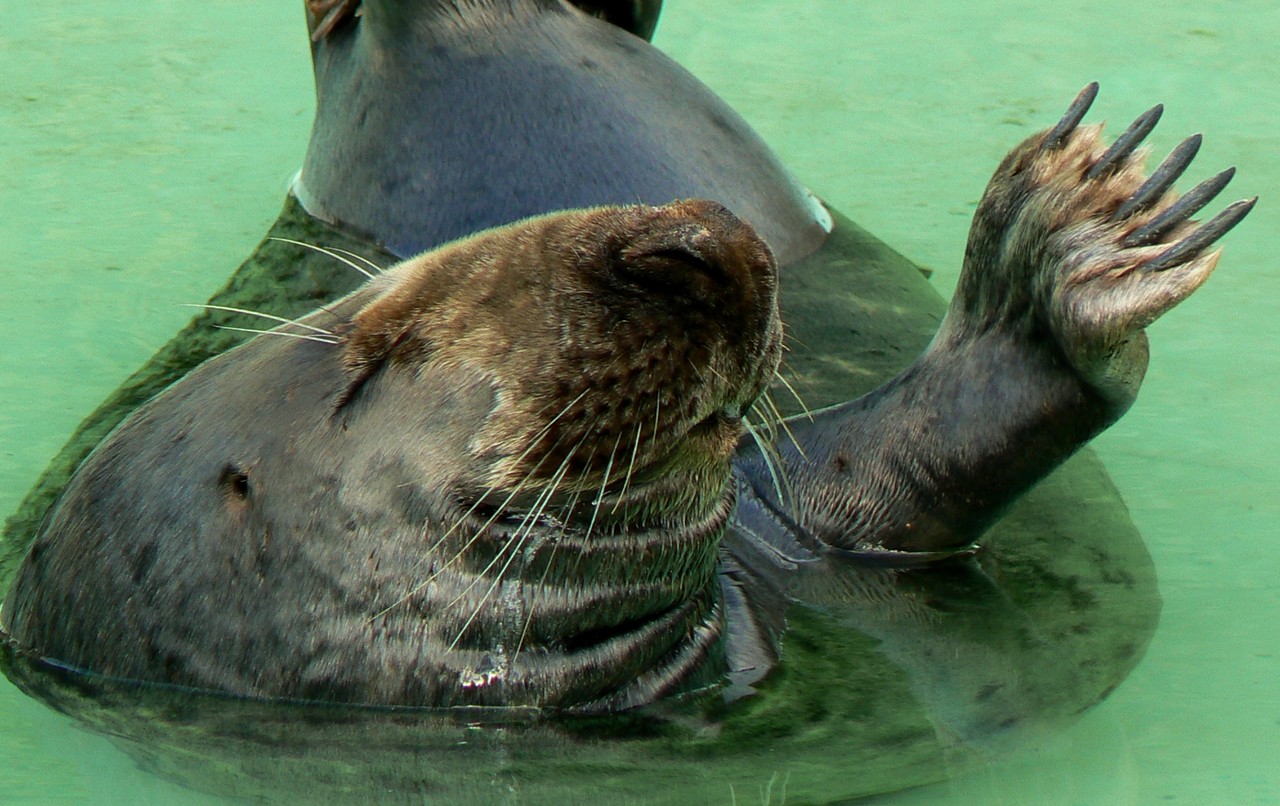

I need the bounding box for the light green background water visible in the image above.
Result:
[1,1,1276,803]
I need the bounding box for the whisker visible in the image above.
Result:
[514,533,560,662]
[370,390,592,621]
[269,236,377,279]
[750,396,778,440]
[428,467,554,625]
[686,362,709,387]
[756,392,781,433]
[373,437,569,620]
[774,369,813,421]
[541,426,598,587]
[507,442,586,662]
[211,325,338,345]
[610,417,645,515]
[327,246,386,274]
[367,473,528,623]
[760,391,807,459]
[447,530,529,653]
[744,415,789,506]
[183,303,336,336]
[482,387,592,495]
[445,458,569,652]
[585,432,623,536]
[448,416,596,655]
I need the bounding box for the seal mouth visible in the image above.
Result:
[696,403,746,430]
[682,407,746,460]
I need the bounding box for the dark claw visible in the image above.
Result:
[1045,82,1100,149]
[1086,104,1164,180]
[1142,197,1257,272]
[1123,167,1236,247]
[1112,134,1202,220]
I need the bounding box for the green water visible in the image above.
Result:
[1,1,1276,803]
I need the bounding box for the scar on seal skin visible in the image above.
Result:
[0,85,1253,710]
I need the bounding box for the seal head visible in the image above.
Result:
[1,200,781,711]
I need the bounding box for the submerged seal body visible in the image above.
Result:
[1,84,1253,710]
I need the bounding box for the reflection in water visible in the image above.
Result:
[2,460,1157,803]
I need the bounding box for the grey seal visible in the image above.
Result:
[2,86,1253,709]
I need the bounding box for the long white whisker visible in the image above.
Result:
[447,529,529,653]
[407,389,590,572]
[328,246,385,274]
[512,442,585,662]
[751,397,778,441]
[610,417,645,515]
[183,303,336,336]
[774,370,813,422]
[744,416,788,506]
[372,451,549,622]
[584,431,623,541]
[269,236,376,279]
[452,447,577,654]
[462,461,564,610]
[563,429,623,589]
[371,390,592,621]
[760,391,806,459]
[212,325,337,345]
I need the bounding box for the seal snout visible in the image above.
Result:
[599,200,783,457]
[615,199,775,300]
[617,225,733,300]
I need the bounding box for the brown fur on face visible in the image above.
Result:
[340,200,782,528]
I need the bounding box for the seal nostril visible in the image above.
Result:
[219,465,251,500]
[622,247,729,300]
[647,248,717,274]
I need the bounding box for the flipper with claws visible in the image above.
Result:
[738,84,1255,557]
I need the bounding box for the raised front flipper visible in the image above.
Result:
[739,84,1255,557]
